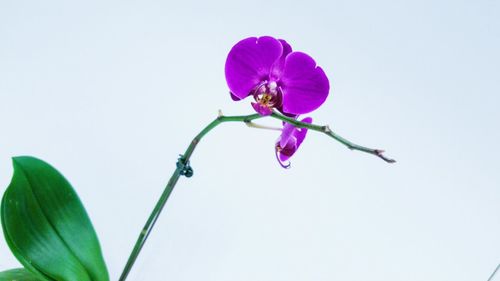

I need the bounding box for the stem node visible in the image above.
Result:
[176,156,194,178]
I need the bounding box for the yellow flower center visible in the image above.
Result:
[258,93,273,106]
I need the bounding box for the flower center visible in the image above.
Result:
[256,93,273,105]
[252,81,282,109]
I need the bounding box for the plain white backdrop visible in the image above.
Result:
[1,0,499,280]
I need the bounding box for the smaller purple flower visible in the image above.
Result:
[275,117,312,168]
[225,36,330,116]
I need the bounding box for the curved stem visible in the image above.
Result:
[118,111,394,280]
[118,113,262,281]
[488,264,500,281]
[269,111,396,163]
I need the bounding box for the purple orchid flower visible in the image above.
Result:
[225,36,330,116]
[275,117,312,168]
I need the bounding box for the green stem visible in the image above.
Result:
[118,113,262,281]
[488,264,500,281]
[118,111,394,281]
[269,111,396,163]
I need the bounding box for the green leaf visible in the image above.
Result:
[0,268,41,281]
[1,156,109,281]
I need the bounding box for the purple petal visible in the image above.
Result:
[279,136,297,162]
[229,92,242,101]
[279,121,296,148]
[225,36,283,100]
[276,117,313,162]
[275,149,291,169]
[270,39,293,80]
[251,102,272,116]
[281,52,330,114]
[275,106,298,119]
[293,117,312,148]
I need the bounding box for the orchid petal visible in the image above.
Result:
[276,117,313,164]
[279,122,296,148]
[279,136,297,162]
[293,117,312,148]
[281,52,330,114]
[270,39,293,80]
[225,36,283,100]
[229,92,242,101]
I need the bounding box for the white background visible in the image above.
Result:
[1,0,499,280]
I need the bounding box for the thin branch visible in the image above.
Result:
[488,264,500,281]
[270,111,396,163]
[119,110,395,280]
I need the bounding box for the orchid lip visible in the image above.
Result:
[251,102,273,116]
[275,146,291,169]
[251,81,283,115]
